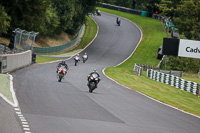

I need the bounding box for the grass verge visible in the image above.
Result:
[99,7,200,117]
[0,74,14,104]
[36,56,60,63]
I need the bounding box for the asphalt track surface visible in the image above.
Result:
[9,13,200,133]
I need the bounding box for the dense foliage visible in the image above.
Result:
[157,0,200,73]
[157,0,200,40]
[174,0,200,40]
[0,5,10,34]
[166,56,200,73]
[0,0,98,36]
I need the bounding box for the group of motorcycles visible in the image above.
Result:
[56,53,100,93]
[74,53,88,66]
[56,13,121,93]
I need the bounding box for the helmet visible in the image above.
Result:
[77,54,79,56]
[93,69,97,72]
[85,52,87,55]
[61,61,65,64]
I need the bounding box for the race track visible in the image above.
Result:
[11,12,200,133]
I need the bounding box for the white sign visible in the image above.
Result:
[178,39,200,59]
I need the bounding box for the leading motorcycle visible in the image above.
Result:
[57,66,67,82]
[117,19,121,26]
[87,73,100,93]
[116,18,121,26]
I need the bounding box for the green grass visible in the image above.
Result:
[99,7,200,117]
[72,16,97,50]
[36,16,97,63]
[182,73,200,83]
[36,56,59,63]
[182,77,200,83]
[0,74,14,104]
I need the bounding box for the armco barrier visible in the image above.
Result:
[33,26,83,54]
[0,50,32,73]
[147,69,200,96]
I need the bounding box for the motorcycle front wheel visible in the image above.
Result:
[58,74,63,82]
[75,60,78,66]
[89,82,96,93]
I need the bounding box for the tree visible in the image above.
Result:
[51,0,76,34]
[1,0,60,36]
[135,0,161,13]
[157,0,200,40]
[51,0,98,35]
[41,3,60,36]
[0,4,11,35]
[156,0,181,17]
[174,0,200,40]
[167,56,200,73]
[158,0,200,73]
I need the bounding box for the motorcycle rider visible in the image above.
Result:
[96,9,101,16]
[87,69,101,87]
[74,54,81,61]
[116,17,121,25]
[56,61,69,77]
[82,52,88,62]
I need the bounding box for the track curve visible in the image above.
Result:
[12,12,200,133]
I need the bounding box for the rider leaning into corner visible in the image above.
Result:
[74,54,81,61]
[87,69,101,87]
[56,61,69,74]
[116,17,120,23]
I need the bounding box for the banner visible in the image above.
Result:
[178,39,200,59]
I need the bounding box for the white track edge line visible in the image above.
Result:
[0,74,18,107]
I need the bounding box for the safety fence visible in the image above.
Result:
[154,70,183,77]
[134,64,183,77]
[33,26,84,54]
[135,64,158,71]
[147,69,200,96]
[133,64,143,76]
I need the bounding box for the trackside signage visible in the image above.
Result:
[178,39,200,59]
